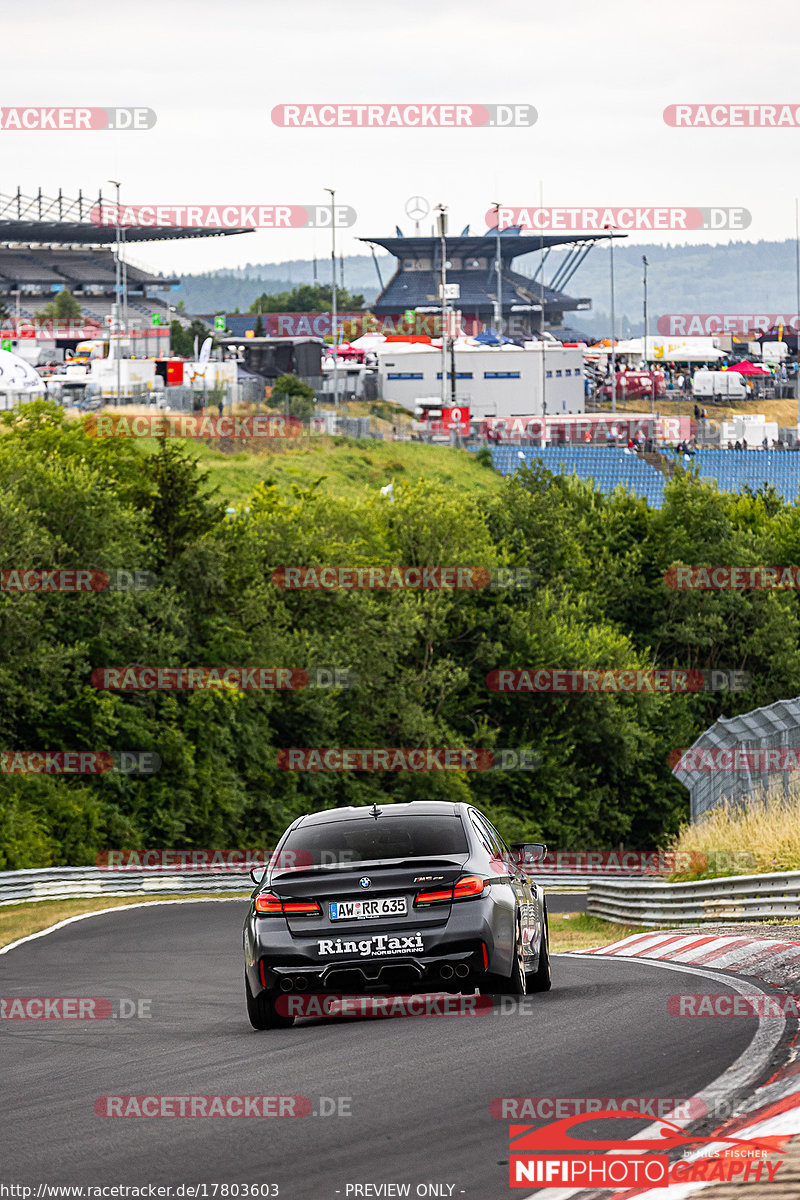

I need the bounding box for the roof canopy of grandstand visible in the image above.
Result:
[360,225,625,322]
[0,189,255,245]
[362,228,625,261]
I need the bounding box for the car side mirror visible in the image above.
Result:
[511,842,547,867]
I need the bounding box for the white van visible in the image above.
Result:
[692,370,748,401]
[762,342,789,364]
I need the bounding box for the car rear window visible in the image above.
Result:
[279,814,469,866]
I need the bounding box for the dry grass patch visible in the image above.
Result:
[666,781,800,878]
[0,894,250,950]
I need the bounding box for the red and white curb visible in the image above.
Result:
[523,932,800,1200]
[583,930,800,990]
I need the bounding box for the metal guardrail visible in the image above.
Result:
[0,866,254,906]
[0,866,644,906]
[588,871,800,925]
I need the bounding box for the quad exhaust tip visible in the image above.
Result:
[455,963,470,978]
[439,964,455,980]
[279,977,294,992]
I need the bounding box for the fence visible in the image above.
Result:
[587,870,800,925]
[0,865,633,907]
[673,697,800,822]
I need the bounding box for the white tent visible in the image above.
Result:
[586,337,724,363]
[0,349,46,393]
[649,338,725,363]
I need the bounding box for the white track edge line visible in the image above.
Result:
[0,896,248,957]
[522,954,791,1200]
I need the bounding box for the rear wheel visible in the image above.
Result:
[245,973,295,1030]
[528,905,552,993]
[484,919,527,996]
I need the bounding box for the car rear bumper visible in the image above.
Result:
[244,901,515,995]
[263,945,485,994]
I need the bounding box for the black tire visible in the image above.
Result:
[528,905,552,993]
[484,918,527,996]
[245,973,295,1030]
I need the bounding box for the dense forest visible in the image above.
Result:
[2,402,800,868]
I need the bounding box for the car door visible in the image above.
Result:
[477,813,538,957]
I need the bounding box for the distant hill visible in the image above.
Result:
[161,255,387,315]
[519,239,800,337]
[161,241,800,336]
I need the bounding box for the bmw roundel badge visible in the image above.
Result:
[359,877,371,889]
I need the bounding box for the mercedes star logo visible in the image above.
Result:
[404,196,430,222]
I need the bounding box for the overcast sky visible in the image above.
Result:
[3,0,799,278]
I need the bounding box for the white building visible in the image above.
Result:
[376,341,585,419]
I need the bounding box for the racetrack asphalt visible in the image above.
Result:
[0,900,771,1198]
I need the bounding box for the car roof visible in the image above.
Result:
[291,801,467,827]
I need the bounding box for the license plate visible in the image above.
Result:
[329,897,408,921]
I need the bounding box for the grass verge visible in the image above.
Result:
[548,912,647,953]
[0,894,251,950]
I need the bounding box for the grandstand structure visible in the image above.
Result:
[473,443,800,510]
[0,188,252,357]
[693,448,800,506]
[359,226,623,339]
[473,444,669,507]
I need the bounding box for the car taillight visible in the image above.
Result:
[254,892,321,916]
[282,900,322,916]
[414,875,488,907]
[414,886,453,906]
[453,874,487,900]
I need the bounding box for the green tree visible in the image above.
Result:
[271,373,315,420]
[170,319,214,358]
[34,289,82,323]
[253,314,265,337]
[250,284,365,314]
[134,439,226,567]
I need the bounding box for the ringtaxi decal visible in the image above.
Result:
[316,933,424,957]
